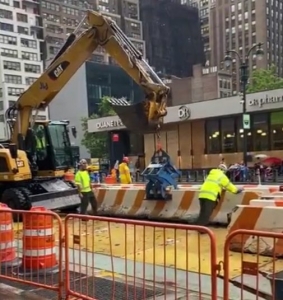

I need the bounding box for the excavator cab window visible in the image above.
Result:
[47,123,73,169]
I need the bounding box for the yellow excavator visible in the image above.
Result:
[0,10,169,211]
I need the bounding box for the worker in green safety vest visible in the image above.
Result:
[196,164,243,227]
[35,125,47,160]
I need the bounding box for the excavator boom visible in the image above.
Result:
[9,10,169,144]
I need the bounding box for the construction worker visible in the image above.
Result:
[196,164,243,227]
[75,159,97,215]
[35,125,47,160]
[118,157,132,184]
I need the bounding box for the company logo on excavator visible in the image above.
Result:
[48,61,70,80]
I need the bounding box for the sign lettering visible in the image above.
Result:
[178,105,190,120]
[53,64,64,78]
[96,120,124,129]
[249,95,283,107]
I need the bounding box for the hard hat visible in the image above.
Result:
[79,159,87,165]
[218,164,228,172]
[123,157,129,163]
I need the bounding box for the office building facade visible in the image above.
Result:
[40,0,145,64]
[0,0,46,131]
[140,0,205,78]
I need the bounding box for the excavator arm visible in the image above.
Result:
[8,10,169,146]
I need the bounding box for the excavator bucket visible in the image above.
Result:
[108,97,162,133]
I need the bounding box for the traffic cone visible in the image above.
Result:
[17,207,59,276]
[0,203,21,268]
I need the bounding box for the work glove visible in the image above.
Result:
[235,188,243,194]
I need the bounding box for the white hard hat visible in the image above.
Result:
[218,164,228,172]
[79,159,87,165]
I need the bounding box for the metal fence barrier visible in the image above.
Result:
[221,229,283,300]
[64,215,218,300]
[132,168,283,184]
[0,204,64,299]
[2,204,283,300]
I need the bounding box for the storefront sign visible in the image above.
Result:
[178,105,190,120]
[96,120,123,129]
[249,95,283,107]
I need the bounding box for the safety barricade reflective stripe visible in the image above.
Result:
[23,228,53,236]
[0,241,15,250]
[23,247,57,257]
[0,224,12,231]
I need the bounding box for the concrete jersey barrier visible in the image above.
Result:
[227,205,283,257]
[95,188,263,224]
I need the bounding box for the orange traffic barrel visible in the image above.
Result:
[105,175,116,184]
[21,207,59,275]
[64,171,75,181]
[0,203,21,268]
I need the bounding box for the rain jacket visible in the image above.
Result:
[199,169,238,201]
[118,162,132,184]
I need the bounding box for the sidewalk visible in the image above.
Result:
[0,283,49,300]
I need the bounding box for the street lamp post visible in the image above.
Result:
[224,43,264,166]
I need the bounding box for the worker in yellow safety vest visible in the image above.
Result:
[196,164,243,227]
[118,157,132,184]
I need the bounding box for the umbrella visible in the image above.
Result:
[262,157,282,166]
[255,154,268,159]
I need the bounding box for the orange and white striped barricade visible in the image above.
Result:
[227,205,283,256]
[0,203,21,268]
[19,207,59,276]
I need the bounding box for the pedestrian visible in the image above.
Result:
[118,157,132,184]
[75,159,98,215]
[196,164,243,227]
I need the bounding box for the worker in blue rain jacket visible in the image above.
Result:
[118,157,132,184]
[196,164,243,227]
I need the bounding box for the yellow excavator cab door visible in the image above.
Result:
[108,97,167,133]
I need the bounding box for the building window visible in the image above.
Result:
[0,22,13,32]
[205,119,220,154]
[236,116,253,152]
[1,48,18,58]
[18,26,29,35]
[0,34,17,45]
[17,13,28,23]
[252,114,269,151]
[49,46,60,55]
[3,61,21,71]
[8,100,16,107]
[24,63,41,73]
[0,0,10,5]
[4,75,22,84]
[25,77,37,85]
[13,1,20,8]
[0,115,4,122]
[8,87,24,96]
[22,51,38,61]
[270,111,283,150]
[0,101,3,111]
[20,38,37,49]
[221,118,236,153]
[0,9,13,20]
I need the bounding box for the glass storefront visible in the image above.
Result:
[205,111,283,154]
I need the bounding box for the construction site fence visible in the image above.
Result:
[1,208,283,300]
[0,207,64,299]
[99,167,283,184]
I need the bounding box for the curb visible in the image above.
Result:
[0,283,49,299]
